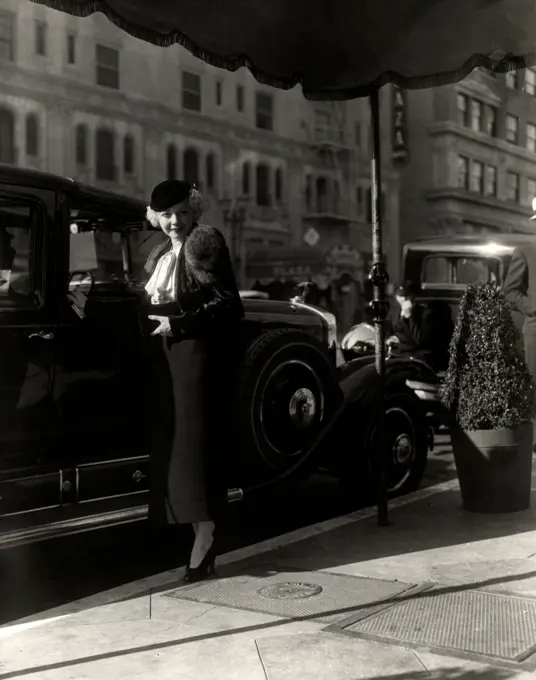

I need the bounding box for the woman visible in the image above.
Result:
[144,179,244,583]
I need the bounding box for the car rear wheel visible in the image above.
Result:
[234,328,342,484]
[337,386,428,503]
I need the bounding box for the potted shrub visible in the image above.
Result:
[441,282,535,513]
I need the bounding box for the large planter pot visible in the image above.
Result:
[450,423,533,513]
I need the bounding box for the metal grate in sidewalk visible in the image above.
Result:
[336,587,536,664]
[163,564,422,625]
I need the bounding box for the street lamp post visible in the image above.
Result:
[220,196,248,288]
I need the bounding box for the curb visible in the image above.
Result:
[0,477,460,638]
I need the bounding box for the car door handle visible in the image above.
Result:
[28,330,55,340]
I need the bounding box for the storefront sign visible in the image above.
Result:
[273,265,312,279]
[392,85,408,165]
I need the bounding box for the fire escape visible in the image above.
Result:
[303,103,354,245]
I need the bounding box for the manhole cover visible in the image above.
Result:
[342,588,536,663]
[163,566,417,624]
[258,582,323,600]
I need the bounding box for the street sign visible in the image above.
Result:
[303,227,320,247]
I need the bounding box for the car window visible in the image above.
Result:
[69,226,124,285]
[0,196,35,305]
[68,195,146,286]
[422,255,499,285]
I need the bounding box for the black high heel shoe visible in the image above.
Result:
[183,541,217,584]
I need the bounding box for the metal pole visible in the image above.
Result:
[369,89,390,527]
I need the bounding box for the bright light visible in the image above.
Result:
[478,242,510,256]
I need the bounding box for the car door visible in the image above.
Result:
[52,196,149,510]
[0,186,60,522]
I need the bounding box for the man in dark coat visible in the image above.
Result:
[503,243,536,384]
[389,281,453,371]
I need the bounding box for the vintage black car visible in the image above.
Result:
[341,234,534,429]
[0,166,435,549]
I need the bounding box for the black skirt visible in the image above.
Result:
[147,334,234,526]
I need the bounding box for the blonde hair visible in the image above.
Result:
[145,186,207,227]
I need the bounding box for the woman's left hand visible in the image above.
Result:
[148,315,172,336]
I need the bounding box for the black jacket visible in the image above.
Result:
[392,302,453,370]
[503,247,536,334]
[144,223,244,340]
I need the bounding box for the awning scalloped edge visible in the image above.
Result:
[31,0,536,101]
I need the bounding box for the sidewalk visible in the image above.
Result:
[3,474,536,680]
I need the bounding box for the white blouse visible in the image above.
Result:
[144,242,182,305]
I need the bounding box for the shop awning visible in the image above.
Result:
[30,0,535,100]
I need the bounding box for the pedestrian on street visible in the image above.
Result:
[143,179,244,583]
[503,198,536,431]
[388,281,453,371]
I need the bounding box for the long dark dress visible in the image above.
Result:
[145,224,244,525]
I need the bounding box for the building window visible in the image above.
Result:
[25,114,39,157]
[75,124,88,166]
[316,176,328,213]
[457,93,469,127]
[355,122,362,146]
[484,105,497,137]
[95,44,120,89]
[470,100,482,132]
[183,147,199,186]
[123,134,134,175]
[528,178,536,205]
[506,171,520,202]
[206,152,216,191]
[469,160,484,193]
[485,165,497,197]
[457,156,469,190]
[66,33,76,64]
[274,168,283,202]
[35,20,47,57]
[527,123,536,152]
[215,80,223,107]
[182,71,202,112]
[505,70,518,89]
[356,185,364,217]
[526,68,536,96]
[95,128,116,181]
[0,11,14,61]
[256,163,271,206]
[0,107,15,163]
[236,85,244,112]
[505,114,519,144]
[242,161,250,195]
[255,92,273,131]
[166,144,177,180]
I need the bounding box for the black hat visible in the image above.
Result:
[395,280,421,297]
[150,180,192,212]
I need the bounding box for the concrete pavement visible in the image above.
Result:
[3,468,536,679]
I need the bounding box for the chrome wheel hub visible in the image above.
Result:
[393,433,413,465]
[289,388,317,428]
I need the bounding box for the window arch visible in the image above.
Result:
[75,124,88,166]
[206,152,216,191]
[95,128,115,181]
[166,144,177,180]
[274,167,283,202]
[242,161,251,195]
[0,107,15,163]
[183,147,199,186]
[123,133,135,175]
[25,113,39,157]
[256,163,270,206]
